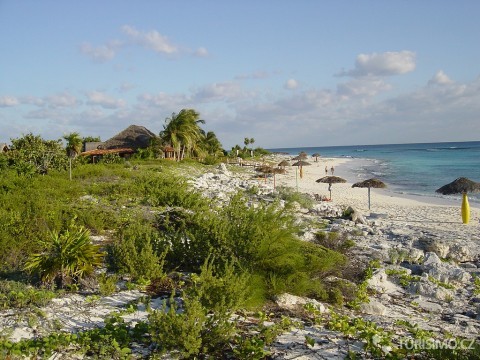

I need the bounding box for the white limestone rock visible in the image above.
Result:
[360,299,386,315]
[274,293,328,313]
[423,252,472,285]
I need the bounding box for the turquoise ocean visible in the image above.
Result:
[269,141,480,204]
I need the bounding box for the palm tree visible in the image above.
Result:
[249,137,255,157]
[63,132,82,180]
[160,109,205,161]
[202,131,223,158]
[24,223,104,289]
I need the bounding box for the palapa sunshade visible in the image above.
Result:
[435,177,480,224]
[255,165,273,183]
[271,167,286,188]
[292,160,311,179]
[278,160,290,168]
[316,176,347,200]
[312,153,321,162]
[435,177,480,195]
[352,178,386,210]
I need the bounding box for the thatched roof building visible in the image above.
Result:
[102,125,157,150]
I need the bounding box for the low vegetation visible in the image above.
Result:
[0,131,478,358]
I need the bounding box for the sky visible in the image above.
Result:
[1,1,480,149]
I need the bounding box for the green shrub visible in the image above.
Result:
[275,186,314,209]
[314,231,355,254]
[107,221,166,281]
[149,258,249,357]
[149,294,206,358]
[99,153,124,164]
[97,273,118,296]
[24,221,104,289]
[155,192,346,304]
[0,280,56,309]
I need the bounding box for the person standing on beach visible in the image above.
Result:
[325,166,328,175]
[331,166,334,175]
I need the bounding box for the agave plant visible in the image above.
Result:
[25,223,104,289]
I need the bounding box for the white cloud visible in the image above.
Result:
[85,91,126,109]
[192,82,245,102]
[122,25,179,54]
[80,25,207,61]
[340,51,416,77]
[337,77,391,98]
[0,96,19,107]
[5,68,480,149]
[118,82,136,93]
[137,92,189,109]
[80,41,120,62]
[285,79,299,90]
[235,71,270,80]
[194,47,209,57]
[45,92,78,108]
[428,70,453,85]
[19,96,44,106]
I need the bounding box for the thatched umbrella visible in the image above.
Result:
[352,178,386,210]
[278,160,290,169]
[316,176,347,200]
[271,167,286,188]
[435,177,480,224]
[255,165,273,183]
[292,160,311,179]
[312,153,321,162]
[298,151,308,158]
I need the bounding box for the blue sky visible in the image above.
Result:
[1,1,480,148]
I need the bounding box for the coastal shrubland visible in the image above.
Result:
[0,158,347,297]
[1,153,479,358]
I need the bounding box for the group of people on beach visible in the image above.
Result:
[325,166,334,175]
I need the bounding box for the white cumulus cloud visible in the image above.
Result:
[193,82,244,102]
[285,79,299,90]
[80,41,120,62]
[122,25,179,54]
[45,92,78,108]
[428,70,453,85]
[0,96,19,107]
[337,77,391,98]
[341,51,416,77]
[195,47,209,57]
[86,91,126,109]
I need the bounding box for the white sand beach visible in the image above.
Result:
[268,156,480,235]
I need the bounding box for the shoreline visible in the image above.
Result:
[263,154,480,233]
[269,154,480,210]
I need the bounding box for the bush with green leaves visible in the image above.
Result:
[0,280,56,309]
[314,231,355,254]
[107,220,166,281]
[7,133,68,175]
[155,193,345,303]
[274,186,314,209]
[99,153,124,164]
[149,259,249,358]
[24,221,104,289]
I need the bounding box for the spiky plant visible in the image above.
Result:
[25,223,104,289]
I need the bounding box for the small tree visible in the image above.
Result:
[8,133,67,175]
[63,132,83,180]
[24,222,104,289]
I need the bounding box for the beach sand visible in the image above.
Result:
[269,156,480,238]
